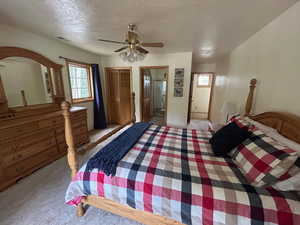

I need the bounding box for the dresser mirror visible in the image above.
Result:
[0,47,65,116]
[0,57,55,107]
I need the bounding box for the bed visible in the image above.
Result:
[62,80,300,225]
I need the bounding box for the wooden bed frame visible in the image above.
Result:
[61,79,300,225]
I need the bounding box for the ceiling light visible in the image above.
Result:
[200,47,214,57]
[119,46,146,63]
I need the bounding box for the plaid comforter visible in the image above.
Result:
[65,125,300,225]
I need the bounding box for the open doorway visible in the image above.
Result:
[187,72,214,129]
[140,66,168,126]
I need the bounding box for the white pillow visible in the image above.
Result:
[273,171,300,192]
[266,132,300,153]
[244,116,300,152]
[243,117,277,134]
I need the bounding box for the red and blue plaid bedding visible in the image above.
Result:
[65,125,300,225]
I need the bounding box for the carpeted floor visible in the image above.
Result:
[187,119,211,131]
[0,128,141,225]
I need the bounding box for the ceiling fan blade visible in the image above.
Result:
[98,39,126,44]
[136,46,149,54]
[114,46,129,52]
[141,42,164,47]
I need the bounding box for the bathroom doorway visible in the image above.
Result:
[140,66,168,126]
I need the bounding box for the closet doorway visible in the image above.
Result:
[140,66,168,126]
[105,67,132,125]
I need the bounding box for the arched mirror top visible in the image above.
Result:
[0,47,63,69]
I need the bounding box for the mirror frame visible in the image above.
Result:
[0,47,65,114]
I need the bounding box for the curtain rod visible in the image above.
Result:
[58,56,93,66]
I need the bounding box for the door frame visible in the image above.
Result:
[140,66,169,123]
[104,67,133,124]
[187,72,215,122]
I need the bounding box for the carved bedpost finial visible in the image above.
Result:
[132,92,136,123]
[245,79,257,116]
[61,101,71,111]
[61,101,78,179]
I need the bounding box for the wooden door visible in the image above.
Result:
[106,68,131,125]
[118,69,131,124]
[106,69,121,124]
[141,69,151,122]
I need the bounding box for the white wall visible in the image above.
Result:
[0,24,102,130]
[192,63,216,73]
[212,1,300,123]
[210,56,230,123]
[102,52,193,128]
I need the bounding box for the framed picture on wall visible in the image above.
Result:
[175,68,184,78]
[174,68,184,97]
[174,78,184,88]
[174,87,183,97]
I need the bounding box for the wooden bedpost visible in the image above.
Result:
[132,92,136,123]
[245,79,257,116]
[61,101,78,178]
[61,101,84,217]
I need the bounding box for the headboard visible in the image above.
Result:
[250,112,300,144]
[244,79,300,144]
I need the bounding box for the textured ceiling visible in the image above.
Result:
[0,0,298,63]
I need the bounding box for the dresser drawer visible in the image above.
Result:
[2,137,57,167]
[0,166,4,183]
[15,122,40,135]
[72,119,87,129]
[71,110,87,119]
[58,142,68,153]
[55,123,64,129]
[74,125,88,136]
[56,133,65,144]
[4,147,57,180]
[0,127,16,142]
[0,141,16,156]
[55,126,65,135]
[17,129,55,149]
[75,134,89,146]
[38,119,54,129]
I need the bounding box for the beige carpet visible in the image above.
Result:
[0,128,141,225]
[187,119,211,131]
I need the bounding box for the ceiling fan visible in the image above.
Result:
[98,24,164,62]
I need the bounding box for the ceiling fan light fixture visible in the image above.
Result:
[98,24,162,62]
[119,48,146,63]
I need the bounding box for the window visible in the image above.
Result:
[67,61,93,103]
[197,73,212,87]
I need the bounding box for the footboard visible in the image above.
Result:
[61,92,136,216]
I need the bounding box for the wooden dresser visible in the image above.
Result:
[0,106,89,191]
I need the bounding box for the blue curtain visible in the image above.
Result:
[91,64,107,129]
